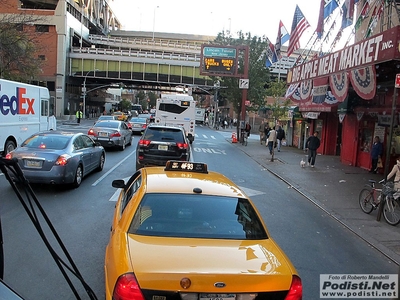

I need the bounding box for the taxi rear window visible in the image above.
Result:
[129,194,268,240]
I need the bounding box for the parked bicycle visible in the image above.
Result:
[240,129,248,146]
[359,179,400,226]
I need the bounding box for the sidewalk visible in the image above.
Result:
[222,127,400,265]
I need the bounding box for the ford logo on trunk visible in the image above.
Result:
[214,282,226,288]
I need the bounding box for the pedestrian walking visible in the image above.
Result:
[276,125,285,152]
[258,120,265,145]
[306,131,321,167]
[76,109,83,124]
[266,126,277,155]
[370,136,383,174]
[264,123,270,142]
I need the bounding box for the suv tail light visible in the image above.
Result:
[284,275,302,300]
[176,142,188,149]
[139,140,151,147]
[113,273,145,300]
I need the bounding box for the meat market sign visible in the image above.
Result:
[287,26,400,84]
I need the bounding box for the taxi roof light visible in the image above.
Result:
[164,161,208,173]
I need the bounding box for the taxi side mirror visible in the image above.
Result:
[112,179,125,189]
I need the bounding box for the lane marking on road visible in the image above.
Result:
[92,149,136,186]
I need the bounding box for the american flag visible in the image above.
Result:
[287,5,310,57]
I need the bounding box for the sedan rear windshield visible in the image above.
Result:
[94,121,119,128]
[22,135,70,150]
[129,194,268,240]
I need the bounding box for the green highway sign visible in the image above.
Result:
[203,47,237,58]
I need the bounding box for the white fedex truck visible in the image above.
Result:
[0,79,56,156]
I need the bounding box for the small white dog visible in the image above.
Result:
[300,159,306,168]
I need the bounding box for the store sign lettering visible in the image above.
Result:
[288,26,400,84]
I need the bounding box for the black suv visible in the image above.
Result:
[136,124,191,170]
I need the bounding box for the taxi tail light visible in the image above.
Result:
[284,275,302,300]
[55,154,72,166]
[113,273,145,300]
[88,129,96,136]
[176,142,188,150]
[139,140,151,147]
[110,131,121,138]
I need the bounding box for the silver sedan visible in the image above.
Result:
[5,131,106,188]
[88,120,132,150]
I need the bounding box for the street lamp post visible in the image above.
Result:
[82,69,99,119]
[152,6,159,41]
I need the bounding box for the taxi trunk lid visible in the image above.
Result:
[128,235,294,293]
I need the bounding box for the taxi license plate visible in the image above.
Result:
[158,145,168,151]
[99,132,108,137]
[25,160,42,168]
[200,294,235,300]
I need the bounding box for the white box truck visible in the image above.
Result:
[195,108,205,124]
[0,79,56,156]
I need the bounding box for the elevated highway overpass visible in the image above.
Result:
[69,31,217,93]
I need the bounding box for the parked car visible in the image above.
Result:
[128,117,148,135]
[5,131,105,188]
[136,124,190,170]
[88,120,132,151]
[104,161,302,300]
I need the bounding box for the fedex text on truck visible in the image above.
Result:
[0,85,35,116]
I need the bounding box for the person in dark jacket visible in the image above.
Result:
[276,125,285,152]
[370,136,383,173]
[306,131,321,168]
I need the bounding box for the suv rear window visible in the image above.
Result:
[144,127,184,143]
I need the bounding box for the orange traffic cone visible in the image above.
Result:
[232,132,237,143]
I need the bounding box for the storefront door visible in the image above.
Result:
[357,121,375,170]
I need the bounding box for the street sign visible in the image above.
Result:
[203,47,236,58]
[395,74,400,88]
[239,79,249,89]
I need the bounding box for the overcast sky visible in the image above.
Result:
[110,0,354,51]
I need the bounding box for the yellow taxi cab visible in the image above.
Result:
[112,111,128,121]
[104,161,302,300]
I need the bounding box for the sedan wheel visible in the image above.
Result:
[119,139,126,151]
[72,164,83,188]
[96,154,105,172]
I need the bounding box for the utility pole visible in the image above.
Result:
[82,69,99,119]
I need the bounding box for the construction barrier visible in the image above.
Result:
[232,132,237,143]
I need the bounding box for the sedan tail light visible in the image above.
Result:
[55,154,72,166]
[113,273,145,300]
[176,142,188,150]
[284,275,302,300]
[110,131,121,138]
[88,129,96,136]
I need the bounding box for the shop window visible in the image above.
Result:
[360,128,373,152]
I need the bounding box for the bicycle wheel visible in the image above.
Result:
[358,188,374,214]
[383,196,400,226]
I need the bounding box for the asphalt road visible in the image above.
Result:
[0,123,397,299]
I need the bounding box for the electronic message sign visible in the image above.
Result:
[200,45,238,77]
